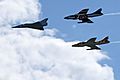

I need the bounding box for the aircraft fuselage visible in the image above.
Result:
[72,40,109,47]
[72,36,110,50]
[13,23,44,30]
[64,13,103,20]
[12,18,48,30]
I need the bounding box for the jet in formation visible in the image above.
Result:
[72,36,110,50]
[64,8,103,23]
[12,18,48,30]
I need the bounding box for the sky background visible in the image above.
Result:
[41,0,120,80]
[0,0,118,80]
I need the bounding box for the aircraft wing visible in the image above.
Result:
[87,37,96,43]
[78,8,89,14]
[82,18,93,23]
[87,45,101,50]
[32,18,48,25]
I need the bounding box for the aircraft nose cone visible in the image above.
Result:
[64,16,68,19]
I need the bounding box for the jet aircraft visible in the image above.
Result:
[72,36,110,50]
[64,8,103,23]
[12,18,48,30]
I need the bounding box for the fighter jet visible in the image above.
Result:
[12,18,48,30]
[64,8,103,23]
[72,36,110,50]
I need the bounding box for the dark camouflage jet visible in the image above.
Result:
[72,36,110,50]
[64,8,103,23]
[12,18,48,30]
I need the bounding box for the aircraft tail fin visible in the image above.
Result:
[40,18,48,26]
[102,36,110,43]
[93,8,103,15]
[98,36,110,44]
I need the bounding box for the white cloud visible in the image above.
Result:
[0,0,115,80]
[0,0,41,27]
[0,28,114,80]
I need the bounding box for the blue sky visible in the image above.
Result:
[41,0,120,80]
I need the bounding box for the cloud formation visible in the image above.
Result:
[0,28,114,80]
[0,0,114,80]
[0,0,40,27]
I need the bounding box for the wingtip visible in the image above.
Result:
[81,8,89,10]
[105,36,109,39]
[45,18,48,21]
[42,18,48,21]
[99,8,102,11]
[92,37,97,39]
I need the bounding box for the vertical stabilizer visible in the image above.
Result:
[40,18,48,26]
[93,8,103,15]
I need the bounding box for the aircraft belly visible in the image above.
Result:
[87,43,96,47]
[78,15,88,20]
[87,14,100,17]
